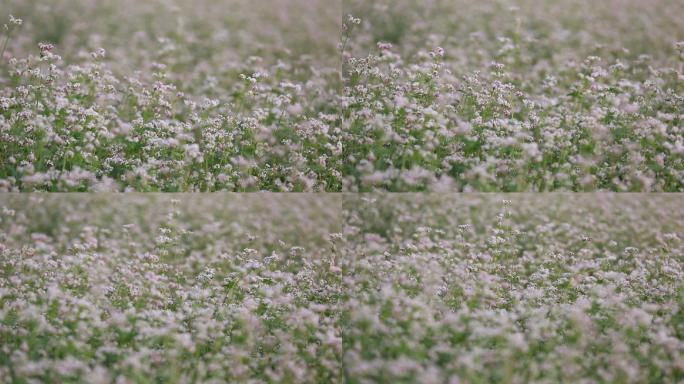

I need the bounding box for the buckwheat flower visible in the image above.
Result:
[507,332,528,351]
[434,46,445,57]
[623,247,639,255]
[38,42,54,53]
[92,177,119,192]
[175,333,195,352]
[663,233,680,241]
[675,41,684,53]
[183,143,202,161]
[377,42,393,51]
[287,103,303,115]
[90,48,106,59]
[454,120,472,135]
[522,142,541,160]
[317,155,327,168]
[8,15,22,26]
[394,95,409,109]
[347,14,361,25]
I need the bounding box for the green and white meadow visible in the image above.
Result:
[342,0,684,191]
[1,0,684,383]
[0,194,344,383]
[1,194,683,382]
[342,194,684,383]
[0,0,341,191]
[0,0,683,190]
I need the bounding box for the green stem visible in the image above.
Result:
[0,31,12,60]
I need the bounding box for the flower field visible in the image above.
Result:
[342,0,684,191]
[0,0,682,191]
[0,194,343,382]
[1,0,683,383]
[343,194,684,382]
[1,0,341,191]
[1,194,683,382]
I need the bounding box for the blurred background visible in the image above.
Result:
[1,0,341,71]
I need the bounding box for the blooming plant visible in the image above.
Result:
[0,0,342,191]
[342,194,684,382]
[342,0,684,191]
[1,0,684,382]
[0,0,683,190]
[1,194,683,382]
[0,194,344,382]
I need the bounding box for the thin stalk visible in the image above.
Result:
[0,30,12,60]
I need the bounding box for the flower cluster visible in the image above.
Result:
[1,0,683,191]
[2,194,683,382]
[0,0,342,191]
[342,194,684,382]
[342,0,684,191]
[0,195,343,382]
